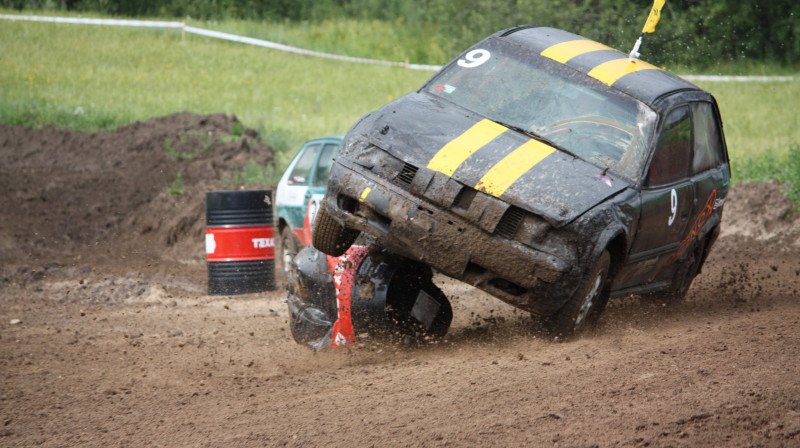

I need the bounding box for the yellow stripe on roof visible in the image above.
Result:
[540,39,614,64]
[427,119,507,177]
[588,58,661,86]
[475,138,555,198]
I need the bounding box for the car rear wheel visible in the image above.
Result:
[648,240,705,305]
[312,206,360,256]
[543,250,610,340]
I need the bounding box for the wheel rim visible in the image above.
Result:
[575,273,602,326]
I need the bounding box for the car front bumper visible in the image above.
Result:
[321,158,582,316]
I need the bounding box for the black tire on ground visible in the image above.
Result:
[383,259,453,340]
[543,250,611,340]
[423,285,453,339]
[312,206,359,256]
[277,226,301,283]
[648,239,705,305]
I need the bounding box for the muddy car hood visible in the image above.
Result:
[353,92,629,227]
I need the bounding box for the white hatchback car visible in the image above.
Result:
[274,135,343,276]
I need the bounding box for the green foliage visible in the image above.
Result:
[198,16,448,66]
[230,120,244,137]
[3,0,800,67]
[733,144,800,207]
[224,158,278,185]
[164,137,197,161]
[786,145,800,205]
[164,138,181,161]
[695,80,800,162]
[0,97,125,132]
[167,172,184,195]
[731,151,783,185]
[419,0,800,70]
[0,17,429,149]
[164,131,221,161]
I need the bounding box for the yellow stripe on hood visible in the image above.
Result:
[475,138,555,197]
[427,119,507,176]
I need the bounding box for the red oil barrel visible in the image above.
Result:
[205,190,275,295]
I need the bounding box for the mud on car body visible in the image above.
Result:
[314,26,730,337]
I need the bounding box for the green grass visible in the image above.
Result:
[695,81,800,190]
[223,158,278,185]
[0,14,431,164]
[167,172,184,195]
[206,16,452,66]
[1,11,799,190]
[697,81,800,160]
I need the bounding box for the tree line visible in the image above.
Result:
[4,0,798,68]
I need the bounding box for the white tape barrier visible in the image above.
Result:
[0,14,184,27]
[680,75,796,82]
[0,13,441,71]
[1,13,797,80]
[183,25,442,71]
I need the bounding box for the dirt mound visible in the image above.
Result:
[718,180,800,250]
[1,119,800,447]
[0,112,274,268]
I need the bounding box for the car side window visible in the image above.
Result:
[312,143,340,187]
[692,102,723,174]
[648,106,692,186]
[288,143,321,185]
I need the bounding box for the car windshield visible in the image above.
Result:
[425,38,657,181]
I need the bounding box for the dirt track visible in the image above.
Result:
[1,114,799,447]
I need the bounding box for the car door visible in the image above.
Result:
[621,105,696,288]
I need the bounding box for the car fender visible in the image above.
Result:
[540,218,627,316]
[592,222,630,273]
[574,202,632,279]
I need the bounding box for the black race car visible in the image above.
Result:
[313,26,730,338]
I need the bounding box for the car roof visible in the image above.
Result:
[305,134,344,144]
[303,134,344,146]
[497,26,702,105]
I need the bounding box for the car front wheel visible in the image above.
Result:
[543,250,611,340]
[312,206,360,256]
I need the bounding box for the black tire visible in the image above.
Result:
[543,250,611,339]
[390,281,453,340]
[277,226,300,283]
[312,206,359,256]
[648,240,705,305]
[422,285,453,339]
